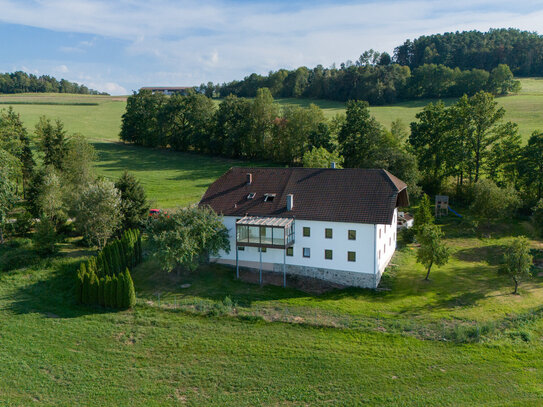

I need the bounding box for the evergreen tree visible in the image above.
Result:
[123,268,137,308]
[89,273,99,305]
[77,263,86,303]
[110,276,118,308]
[98,277,105,306]
[104,275,112,308]
[116,273,124,309]
[82,272,91,305]
[35,116,68,172]
[115,171,149,231]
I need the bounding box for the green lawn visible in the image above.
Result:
[2,87,543,405]
[1,214,543,405]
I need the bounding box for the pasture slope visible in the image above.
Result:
[0,79,543,405]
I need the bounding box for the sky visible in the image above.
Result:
[1,0,543,95]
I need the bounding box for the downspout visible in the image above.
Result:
[373,224,378,289]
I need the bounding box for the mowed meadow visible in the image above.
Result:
[2,77,543,207]
[2,78,543,405]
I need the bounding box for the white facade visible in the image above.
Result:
[211,209,398,288]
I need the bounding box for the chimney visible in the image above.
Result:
[286,194,294,211]
[246,173,252,185]
[331,162,336,169]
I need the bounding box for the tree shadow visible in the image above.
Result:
[455,245,507,266]
[7,257,115,319]
[92,142,274,180]
[131,260,341,307]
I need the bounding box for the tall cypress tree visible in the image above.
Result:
[115,171,149,231]
[98,277,105,306]
[82,272,91,305]
[110,276,118,308]
[124,268,136,308]
[116,272,125,308]
[77,263,86,303]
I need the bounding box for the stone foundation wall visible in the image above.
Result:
[212,258,379,288]
[272,263,378,289]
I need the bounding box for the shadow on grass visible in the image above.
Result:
[7,256,114,319]
[455,244,507,266]
[132,260,324,307]
[92,142,274,180]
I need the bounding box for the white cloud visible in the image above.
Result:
[87,81,127,95]
[1,0,543,90]
[54,64,69,73]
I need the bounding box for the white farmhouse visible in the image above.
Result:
[199,167,409,288]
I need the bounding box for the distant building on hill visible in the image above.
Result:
[199,166,409,289]
[140,86,193,95]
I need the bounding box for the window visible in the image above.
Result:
[303,227,310,237]
[389,237,391,246]
[303,248,310,258]
[348,251,356,262]
[384,244,386,254]
[286,247,293,256]
[247,192,256,200]
[258,247,267,253]
[379,250,381,260]
[237,246,245,251]
[325,249,333,260]
[325,228,333,239]
[264,193,276,202]
[379,229,381,238]
[348,230,356,240]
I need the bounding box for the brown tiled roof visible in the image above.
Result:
[199,167,409,225]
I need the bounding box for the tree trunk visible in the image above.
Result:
[0,227,4,244]
[513,277,519,295]
[425,261,433,280]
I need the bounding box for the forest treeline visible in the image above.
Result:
[206,63,519,104]
[200,28,543,104]
[395,28,543,76]
[0,71,108,95]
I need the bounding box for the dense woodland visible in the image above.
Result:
[0,71,107,95]
[209,63,519,104]
[395,28,543,76]
[206,28,543,103]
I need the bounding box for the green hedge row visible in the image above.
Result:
[76,229,142,309]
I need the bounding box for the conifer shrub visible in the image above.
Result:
[76,228,142,308]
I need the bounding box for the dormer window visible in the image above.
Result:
[264,193,276,202]
[247,192,256,200]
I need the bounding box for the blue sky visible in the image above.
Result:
[1,0,543,95]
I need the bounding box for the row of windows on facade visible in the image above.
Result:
[302,226,396,244]
[302,227,357,240]
[238,246,357,262]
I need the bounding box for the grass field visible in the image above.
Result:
[1,214,543,405]
[2,84,543,405]
[1,77,543,208]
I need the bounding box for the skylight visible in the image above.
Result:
[264,193,276,202]
[247,192,256,200]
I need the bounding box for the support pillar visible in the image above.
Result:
[283,248,286,287]
[259,248,263,285]
[236,245,239,279]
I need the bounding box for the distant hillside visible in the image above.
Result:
[0,71,108,95]
[395,28,543,76]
